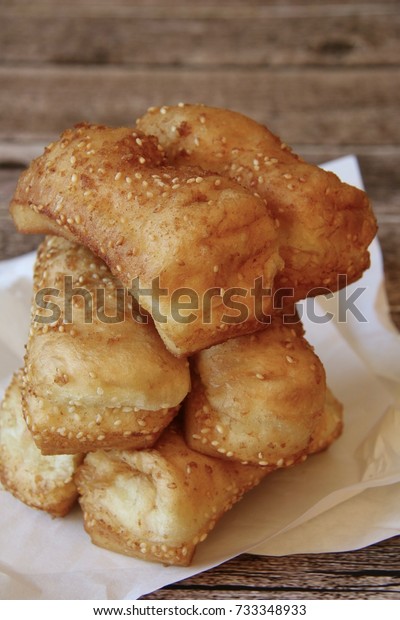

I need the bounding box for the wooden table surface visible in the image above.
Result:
[1,0,399,600]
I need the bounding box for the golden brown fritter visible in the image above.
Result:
[138,104,377,300]
[10,123,283,356]
[75,422,268,566]
[23,236,190,454]
[185,316,328,466]
[0,371,82,516]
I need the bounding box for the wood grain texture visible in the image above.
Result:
[0,0,399,600]
[2,11,399,67]
[140,537,400,600]
[1,66,399,144]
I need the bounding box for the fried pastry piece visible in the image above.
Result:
[0,371,82,517]
[23,236,190,455]
[10,123,283,356]
[185,317,327,466]
[75,422,268,566]
[138,104,377,299]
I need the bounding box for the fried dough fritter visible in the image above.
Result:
[10,123,283,356]
[23,236,190,455]
[0,371,82,517]
[75,422,268,566]
[138,104,377,300]
[185,317,328,466]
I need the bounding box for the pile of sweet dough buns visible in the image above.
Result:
[0,104,377,566]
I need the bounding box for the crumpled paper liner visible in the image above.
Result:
[0,156,399,599]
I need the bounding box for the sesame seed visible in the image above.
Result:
[71,173,77,184]
[192,434,201,440]
[116,265,122,272]
[255,372,264,380]
[135,172,142,179]
[97,434,105,441]
[286,355,295,363]
[70,156,76,165]
[89,371,96,379]
[214,179,221,187]
[215,425,224,434]
[139,157,146,164]
[125,176,132,184]
[277,458,284,467]
[283,173,292,179]
[114,172,122,181]
[213,265,219,273]
[97,387,104,395]
[226,451,234,457]
[287,183,295,190]
[178,102,185,107]
[160,106,167,115]
[211,440,219,447]
[135,137,143,146]
[195,176,203,184]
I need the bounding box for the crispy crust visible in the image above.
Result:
[10,123,283,356]
[185,316,327,466]
[308,387,343,454]
[0,371,82,517]
[75,423,268,566]
[23,236,190,454]
[138,104,377,300]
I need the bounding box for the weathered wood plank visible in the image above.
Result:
[1,67,399,144]
[141,538,400,599]
[3,1,397,15]
[1,11,399,67]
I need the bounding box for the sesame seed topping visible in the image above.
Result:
[139,156,146,164]
[286,355,295,363]
[71,173,78,183]
[255,373,264,380]
[126,176,132,184]
[195,176,203,184]
[114,172,122,181]
[70,156,76,165]
[213,265,219,273]
[135,137,143,146]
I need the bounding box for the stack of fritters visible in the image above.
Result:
[0,104,376,566]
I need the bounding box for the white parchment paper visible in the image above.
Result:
[0,156,399,599]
